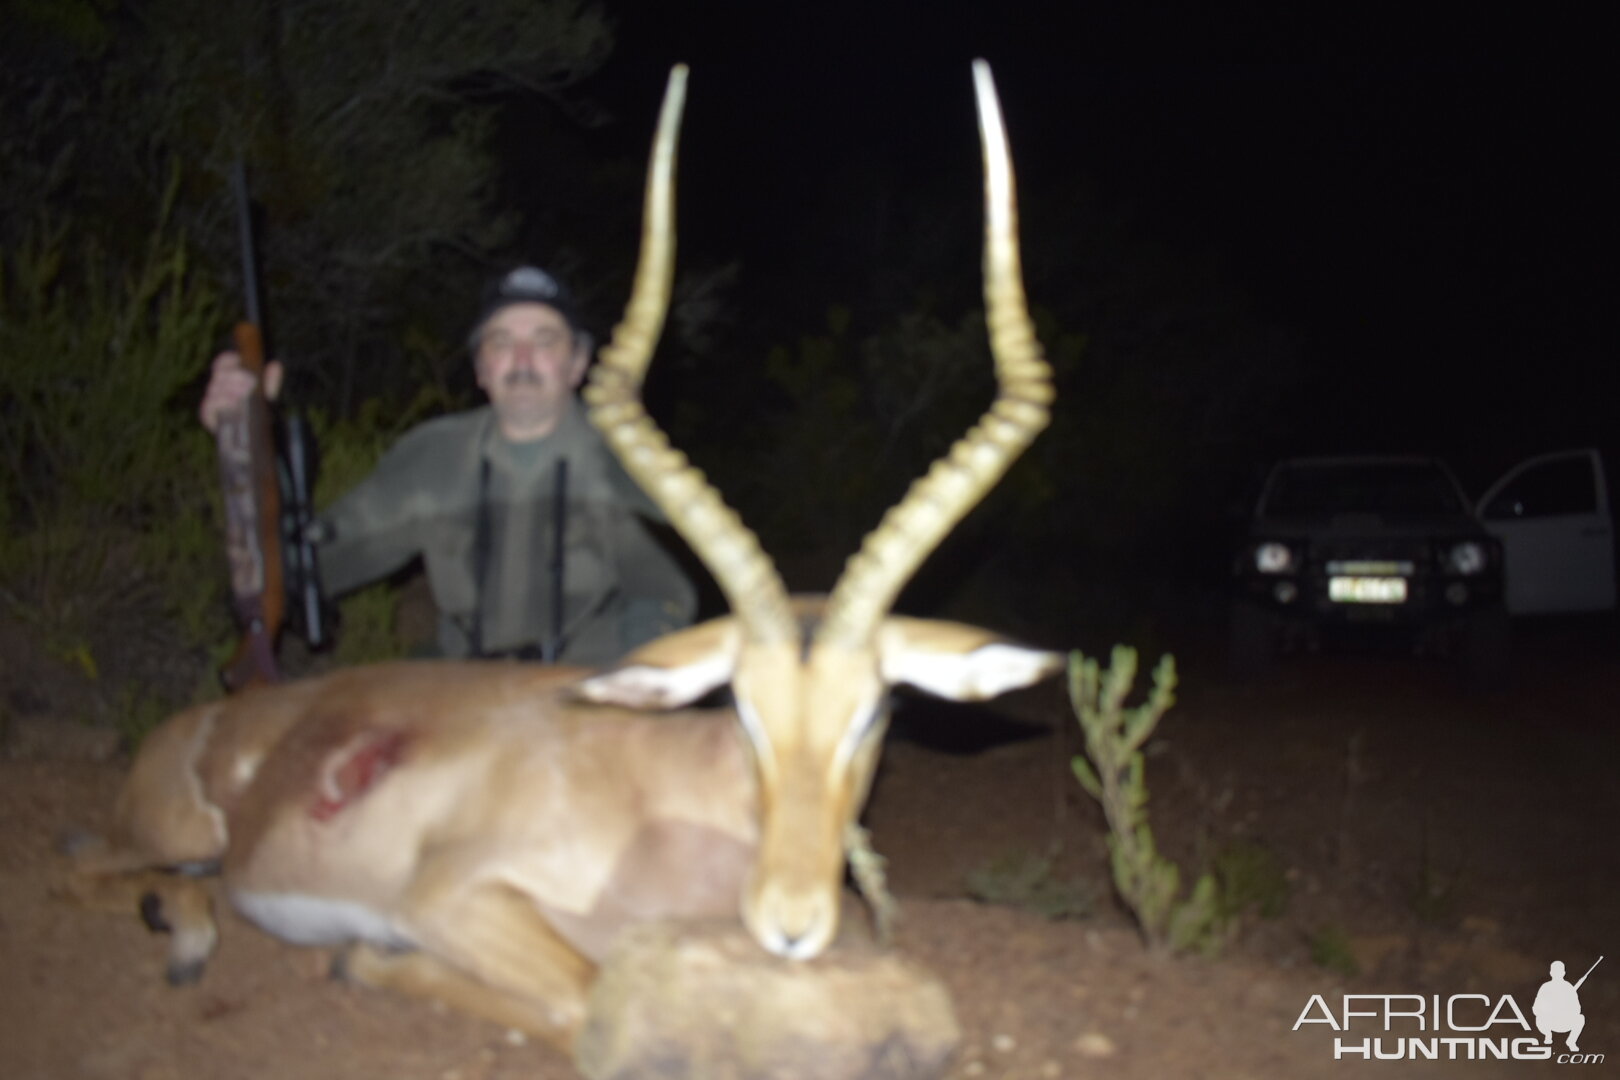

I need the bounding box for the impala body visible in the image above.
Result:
[68,61,1061,1051]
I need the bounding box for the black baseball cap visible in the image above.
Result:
[467,266,582,350]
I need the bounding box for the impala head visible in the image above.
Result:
[578,63,1061,960]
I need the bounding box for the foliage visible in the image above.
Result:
[1,0,623,694]
[675,262,1283,615]
[661,175,1302,607]
[1020,184,1301,537]
[747,309,886,561]
[1,0,614,412]
[1068,647,1229,956]
[114,681,182,750]
[965,849,1098,920]
[0,196,441,736]
[844,821,900,945]
[0,199,227,674]
[691,302,1068,588]
[325,582,408,668]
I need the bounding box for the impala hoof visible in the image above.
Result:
[330,941,413,985]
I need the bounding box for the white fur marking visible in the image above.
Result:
[577,654,732,709]
[184,710,228,849]
[736,696,772,756]
[830,688,886,777]
[233,891,414,949]
[230,748,264,787]
[885,643,1059,700]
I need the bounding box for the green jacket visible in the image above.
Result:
[317,401,695,664]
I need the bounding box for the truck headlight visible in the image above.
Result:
[1254,541,1295,574]
[1446,541,1487,575]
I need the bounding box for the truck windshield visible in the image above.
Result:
[1263,463,1466,518]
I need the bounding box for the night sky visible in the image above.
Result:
[569,4,1612,494]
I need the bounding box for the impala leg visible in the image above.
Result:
[58,862,220,985]
[338,936,588,1048]
[348,877,595,1051]
[141,875,219,985]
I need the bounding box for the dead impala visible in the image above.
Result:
[66,61,1060,1051]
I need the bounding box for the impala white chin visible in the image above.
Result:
[745,876,840,961]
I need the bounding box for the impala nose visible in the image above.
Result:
[769,924,830,961]
[746,884,838,961]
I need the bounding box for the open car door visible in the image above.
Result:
[1478,449,1616,615]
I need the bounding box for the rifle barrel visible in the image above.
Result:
[217,160,283,690]
[231,162,262,330]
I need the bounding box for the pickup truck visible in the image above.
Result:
[1229,449,1614,678]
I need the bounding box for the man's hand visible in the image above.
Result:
[200,352,285,433]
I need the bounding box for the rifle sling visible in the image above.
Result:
[468,455,573,660]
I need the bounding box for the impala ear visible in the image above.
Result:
[575,616,743,709]
[878,617,1063,701]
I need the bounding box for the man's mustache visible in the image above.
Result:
[502,369,545,388]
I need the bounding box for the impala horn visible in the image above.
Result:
[816,60,1054,649]
[584,65,798,647]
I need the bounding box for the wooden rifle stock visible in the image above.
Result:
[217,320,285,690]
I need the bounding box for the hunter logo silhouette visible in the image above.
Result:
[1535,956,1601,1052]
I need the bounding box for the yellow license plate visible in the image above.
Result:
[1330,576,1407,604]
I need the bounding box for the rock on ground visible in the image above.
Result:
[575,920,959,1080]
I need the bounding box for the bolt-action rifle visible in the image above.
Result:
[216,163,330,691]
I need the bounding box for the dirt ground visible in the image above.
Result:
[2,614,1615,1079]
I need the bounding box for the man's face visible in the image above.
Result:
[473,302,589,440]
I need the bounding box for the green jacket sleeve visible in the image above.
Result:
[316,424,442,596]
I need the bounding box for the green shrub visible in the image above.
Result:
[1068,647,1229,956]
[965,848,1098,920]
[845,821,900,945]
[0,199,227,681]
[1,189,466,734]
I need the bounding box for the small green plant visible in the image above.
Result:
[844,821,899,944]
[1309,923,1361,976]
[1069,647,1227,956]
[965,848,1097,920]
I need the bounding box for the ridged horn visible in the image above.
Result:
[816,60,1054,649]
[584,65,797,646]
